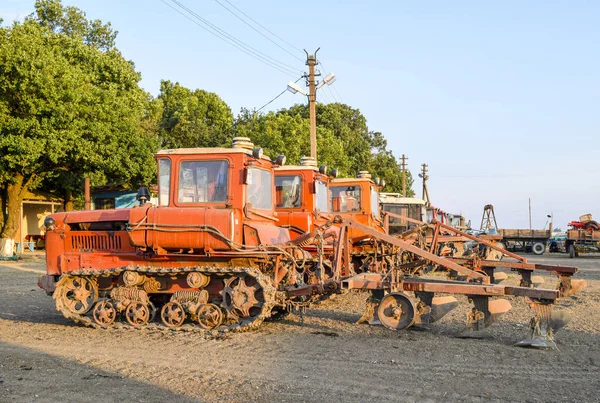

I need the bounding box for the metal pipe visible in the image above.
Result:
[84,178,91,210]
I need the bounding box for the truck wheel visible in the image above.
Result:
[586,221,598,231]
[569,244,576,258]
[532,242,545,255]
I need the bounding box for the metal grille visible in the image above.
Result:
[71,234,121,251]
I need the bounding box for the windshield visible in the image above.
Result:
[158,159,171,206]
[275,175,301,208]
[426,209,434,223]
[370,186,379,216]
[247,167,273,210]
[178,160,228,203]
[330,185,361,213]
[315,180,329,213]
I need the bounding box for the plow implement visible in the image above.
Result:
[303,215,587,349]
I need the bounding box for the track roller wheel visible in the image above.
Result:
[92,299,117,327]
[377,293,416,330]
[160,301,186,328]
[125,301,150,327]
[196,303,224,330]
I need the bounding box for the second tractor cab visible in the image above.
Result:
[426,205,448,225]
[379,193,427,235]
[274,157,333,239]
[329,171,385,242]
[447,213,469,232]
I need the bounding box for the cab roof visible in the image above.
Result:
[156,147,272,161]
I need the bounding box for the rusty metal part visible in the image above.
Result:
[125,301,150,327]
[459,297,511,338]
[161,301,186,328]
[196,303,224,329]
[92,299,117,326]
[122,271,145,287]
[53,276,98,315]
[377,293,416,330]
[516,302,570,349]
[221,275,262,318]
[52,266,276,335]
[186,272,210,288]
[110,286,150,311]
[143,277,161,293]
[332,216,489,283]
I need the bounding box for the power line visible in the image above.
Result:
[212,0,304,63]
[171,0,300,74]
[161,0,301,77]
[256,88,288,112]
[221,0,303,53]
[256,76,304,112]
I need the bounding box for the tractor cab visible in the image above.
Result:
[128,137,289,253]
[274,157,333,239]
[426,205,448,225]
[379,193,427,235]
[329,171,385,241]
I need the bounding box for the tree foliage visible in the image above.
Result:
[0,0,158,250]
[234,103,413,195]
[158,80,233,149]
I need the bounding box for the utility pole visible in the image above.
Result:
[305,48,320,160]
[420,163,430,207]
[401,154,408,197]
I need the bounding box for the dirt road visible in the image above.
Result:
[1,254,599,402]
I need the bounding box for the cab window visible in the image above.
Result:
[178,160,228,203]
[370,187,379,216]
[275,175,302,208]
[330,185,361,213]
[158,159,171,206]
[315,180,329,213]
[247,167,273,210]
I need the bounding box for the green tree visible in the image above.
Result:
[0,0,158,256]
[239,103,413,194]
[158,80,233,149]
[233,108,351,175]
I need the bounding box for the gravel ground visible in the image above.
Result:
[0,252,599,402]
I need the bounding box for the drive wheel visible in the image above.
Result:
[569,244,576,258]
[377,293,416,330]
[221,275,263,319]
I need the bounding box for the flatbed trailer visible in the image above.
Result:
[565,229,600,258]
[499,229,551,255]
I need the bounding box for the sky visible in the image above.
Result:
[2,0,598,229]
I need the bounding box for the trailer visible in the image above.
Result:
[565,229,600,258]
[499,228,551,255]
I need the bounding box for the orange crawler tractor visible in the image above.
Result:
[38,138,314,331]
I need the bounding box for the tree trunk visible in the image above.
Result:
[64,189,74,211]
[0,174,25,258]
